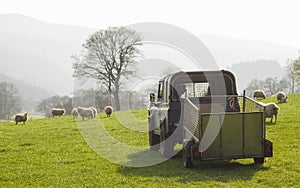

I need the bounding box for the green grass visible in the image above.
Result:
[28,113,46,120]
[0,95,299,187]
[0,120,11,124]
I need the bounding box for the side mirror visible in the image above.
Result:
[150,93,155,102]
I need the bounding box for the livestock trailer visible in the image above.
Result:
[148,70,273,168]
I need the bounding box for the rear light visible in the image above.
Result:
[193,148,200,157]
[264,139,273,157]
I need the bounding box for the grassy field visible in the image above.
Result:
[0,113,45,124]
[0,94,299,187]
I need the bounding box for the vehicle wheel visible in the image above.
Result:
[149,130,160,151]
[254,157,265,164]
[183,141,193,168]
[160,124,175,158]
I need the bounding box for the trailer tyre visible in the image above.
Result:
[183,141,193,168]
[254,157,265,164]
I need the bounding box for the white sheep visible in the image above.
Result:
[253,90,266,99]
[104,106,113,117]
[71,108,79,118]
[51,108,66,117]
[263,102,280,123]
[77,107,94,120]
[89,107,97,118]
[15,112,28,125]
[276,92,288,103]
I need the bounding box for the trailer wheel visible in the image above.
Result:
[183,141,193,168]
[149,130,160,151]
[254,157,265,164]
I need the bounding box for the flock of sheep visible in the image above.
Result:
[14,106,113,125]
[253,90,288,124]
[69,106,113,120]
[14,90,287,125]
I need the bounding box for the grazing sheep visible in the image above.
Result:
[89,107,97,118]
[263,103,280,123]
[51,108,66,117]
[253,90,266,99]
[104,106,113,117]
[77,107,94,120]
[276,92,288,103]
[71,108,79,118]
[15,112,28,125]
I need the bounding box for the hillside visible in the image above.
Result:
[0,94,299,187]
[1,14,298,96]
[0,73,52,99]
[227,60,285,93]
[0,73,53,112]
[0,14,95,95]
[200,34,298,68]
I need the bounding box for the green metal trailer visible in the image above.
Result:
[182,96,273,168]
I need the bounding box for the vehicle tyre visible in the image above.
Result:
[183,141,193,168]
[160,123,175,158]
[254,157,265,164]
[149,130,160,151]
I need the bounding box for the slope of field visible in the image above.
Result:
[0,95,299,187]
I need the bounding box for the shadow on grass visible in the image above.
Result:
[117,149,269,183]
[266,121,277,126]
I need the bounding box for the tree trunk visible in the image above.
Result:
[113,75,121,111]
[291,79,295,94]
[113,91,120,111]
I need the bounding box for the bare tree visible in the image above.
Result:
[72,27,142,111]
[264,77,278,96]
[36,95,72,117]
[245,76,292,97]
[0,82,21,119]
[277,78,290,93]
[285,57,300,93]
[244,79,264,97]
[293,56,300,84]
[285,59,295,93]
[72,88,111,112]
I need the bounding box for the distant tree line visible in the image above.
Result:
[245,56,300,96]
[0,82,22,119]
[0,81,151,119]
[36,95,72,118]
[72,88,111,112]
[286,56,300,93]
[35,87,151,117]
[245,77,289,97]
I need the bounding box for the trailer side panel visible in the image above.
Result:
[200,112,264,160]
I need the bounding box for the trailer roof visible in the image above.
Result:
[162,70,238,95]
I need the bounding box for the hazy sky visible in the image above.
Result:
[1,0,300,49]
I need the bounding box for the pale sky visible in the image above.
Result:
[1,0,300,49]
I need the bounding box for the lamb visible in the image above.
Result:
[71,108,79,118]
[15,112,28,125]
[263,103,280,123]
[253,90,266,99]
[276,92,288,103]
[104,106,113,117]
[89,107,97,118]
[77,107,94,120]
[51,108,66,117]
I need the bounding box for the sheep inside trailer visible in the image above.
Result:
[182,95,273,168]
